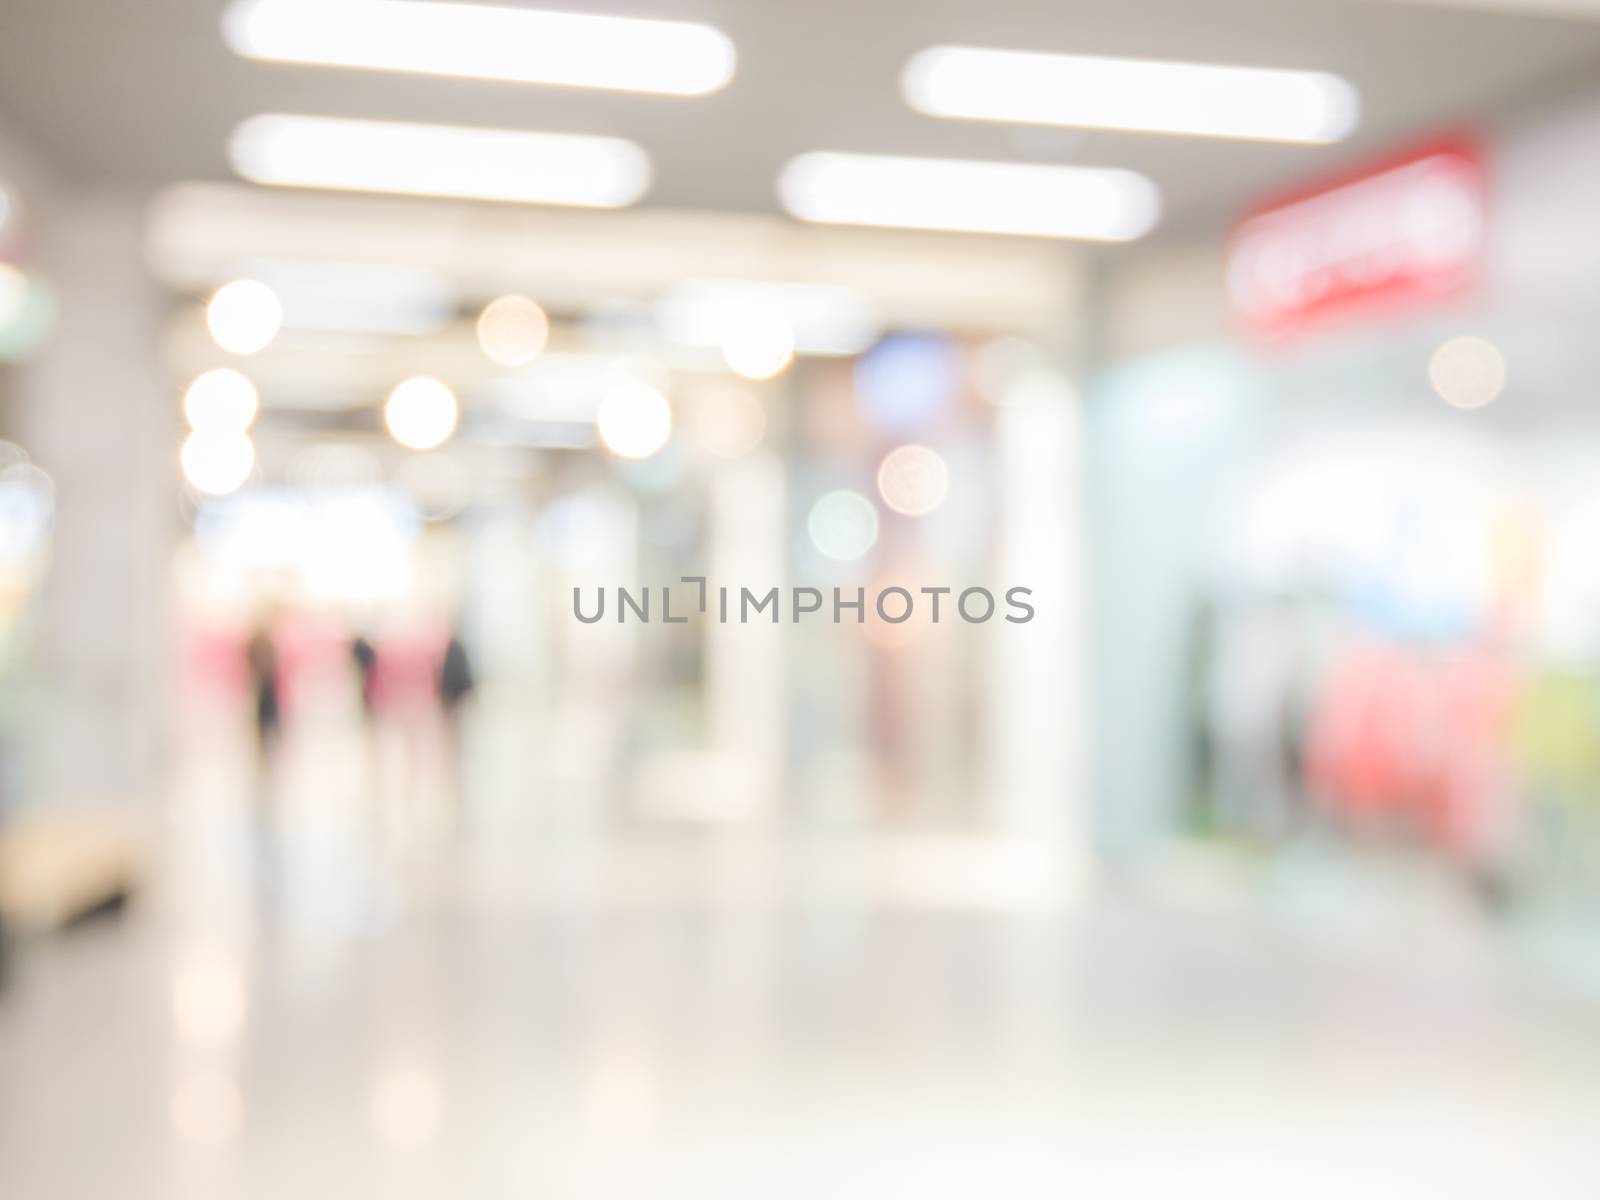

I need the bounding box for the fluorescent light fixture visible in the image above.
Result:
[223,0,735,96]
[778,152,1159,241]
[229,114,652,207]
[658,279,882,356]
[902,46,1359,144]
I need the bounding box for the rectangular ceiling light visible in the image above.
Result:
[903,47,1359,144]
[229,115,652,207]
[778,152,1160,241]
[223,0,735,96]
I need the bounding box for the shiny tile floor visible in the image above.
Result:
[4,714,1600,1197]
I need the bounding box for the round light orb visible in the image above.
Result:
[476,294,549,366]
[206,279,282,356]
[183,368,258,434]
[596,382,672,459]
[1428,335,1506,410]
[181,430,255,495]
[855,333,959,435]
[876,444,950,516]
[807,489,879,562]
[384,376,459,450]
[721,312,795,380]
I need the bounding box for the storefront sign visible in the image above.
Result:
[1226,135,1486,338]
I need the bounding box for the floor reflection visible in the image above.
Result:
[5,793,1600,1197]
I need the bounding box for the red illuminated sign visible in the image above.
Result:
[1226,135,1487,339]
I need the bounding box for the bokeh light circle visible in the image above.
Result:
[384,377,459,450]
[476,294,549,366]
[854,333,959,435]
[597,382,672,459]
[1428,335,1506,410]
[181,430,255,495]
[206,279,282,356]
[721,312,795,380]
[807,489,879,562]
[876,444,950,516]
[184,368,259,434]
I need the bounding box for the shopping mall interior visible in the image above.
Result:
[3,0,1600,1194]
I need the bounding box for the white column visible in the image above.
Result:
[17,190,175,809]
[986,368,1089,887]
[705,451,785,821]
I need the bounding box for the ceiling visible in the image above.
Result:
[2,0,1599,241]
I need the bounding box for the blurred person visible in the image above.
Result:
[350,630,379,718]
[349,627,382,806]
[1183,596,1220,834]
[437,624,477,831]
[242,612,286,905]
[245,615,283,793]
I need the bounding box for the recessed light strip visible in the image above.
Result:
[777,152,1160,241]
[228,115,653,208]
[223,0,736,96]
[903,46,1359,144]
